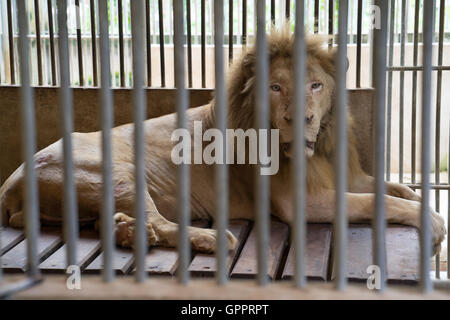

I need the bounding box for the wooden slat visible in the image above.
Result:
[281,224,332,281]
[188,220,251,277]
[230,220,289,280]
[39,230,101,272]
[84,247,134,275]
[132,220,210,276]
[0,228,25,255]
[331,224,420,282]
[1,228,62,272]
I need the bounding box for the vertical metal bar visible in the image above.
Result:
[158,0,165,87]
[201,0,205,87]
[131,0,147,283]
[146,0,152,87]
[399,0,407,184]
[334,0,348,291]
[57,0,79,268]
[187,0,192,87]
[314,0,319,33]
[90,0,98,87]
[47,0,56,86]
[386,0,395,181]
[293,0,306,289]
[285,0,290,19]
[242,0,247,45]
[75,0,84,86]
[372,0,388,293]
[271,0,275,25]
[420,0,435,294]
[434,0,445,279]
[34,0,42,85]
[173,0,190,284]
[229,0,233,63]
[255,0,269,287]
[214,0,228,286]
[17,0,40,278]
[411,0,419,184]
[98,0,114,283]
[356,0,362,88]
[328,0,333,48]
[7,0,15,84]
[118,0,125,87]
[448,121,450,279]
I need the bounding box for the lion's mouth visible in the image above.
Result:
[281,140,315,154]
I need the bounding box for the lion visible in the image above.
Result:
[0,30,446,255]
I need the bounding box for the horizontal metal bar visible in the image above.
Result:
[408,184,450,190]
[387,66,450,71]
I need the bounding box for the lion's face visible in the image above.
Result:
[269,55,335,158]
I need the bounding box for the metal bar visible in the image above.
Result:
[98,0,114,283]
[173,0,190,284]
[399,0,407,184]
[201,0,205,87]
[372,0,388,293]
[131,0,147,283]
[34,0,42,85]
[229,0,233,63]
[293,0,306,289]
[75,0,84,86]
[448,120,450,279]
[420,0,435,294]
[408,184,450,191]
[386,0,395,181]
[434,0,445,280]
[47,0,56,86]
[90,0,98,87]
[255,0,269,286]
[57,0,79,268]
[334,0,348,291]
[214,0,228,286]
[387,65,450,71]
[356,0,362,88]
[411,0,419,184]
[285,0,290,19]
[271,0,275,25]
[158,0,165,87]
[7,0,15,84]
[314,0,319,33]
[242,0,247,45]
[187,0,192,87]
[328,0,333,48]
[118,0,125,87]
[17,0,40,278]
[146,0,152,87]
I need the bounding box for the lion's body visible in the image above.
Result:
[0,30,446,253]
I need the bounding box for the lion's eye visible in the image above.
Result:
[271,84,281,92]
[311,82,323,93]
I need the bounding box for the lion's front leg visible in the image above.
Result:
[350,174,421,202]
[305,190,446,255]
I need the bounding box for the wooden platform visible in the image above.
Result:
[0,219,420,283]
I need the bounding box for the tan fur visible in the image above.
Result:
[0,30,446,254]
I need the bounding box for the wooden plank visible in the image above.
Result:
[281,224,332,281]
[132,220,210,276]
[188,220,251,277]
[230,220,289,280]
[331,224,420,282]
[1,228,62,272]
[39,230,101,272]
[0,227,25,255]
[385,226,419,282]
[84,247,134,275]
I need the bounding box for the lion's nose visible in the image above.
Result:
[305,115,314,124]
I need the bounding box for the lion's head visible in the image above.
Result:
[227,29,338,159]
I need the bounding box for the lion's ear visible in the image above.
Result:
[242,52,256,79]
[318,47,349,75]
[329,48,349,74]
